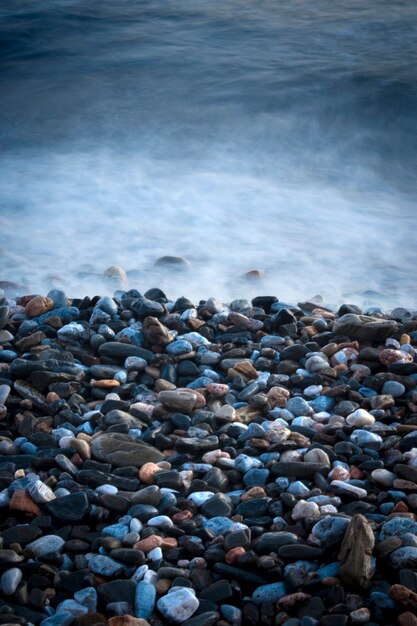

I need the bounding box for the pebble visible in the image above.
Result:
[26,535,65,556]
[0,567,22,595]
[346,408,375,427]
[156,588,199,623]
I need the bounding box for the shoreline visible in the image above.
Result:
[0,286,417,625]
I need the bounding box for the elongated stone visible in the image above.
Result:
[135,580,156,620]
[338,514,375,587]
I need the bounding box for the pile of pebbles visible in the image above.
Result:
[1,287,417,626]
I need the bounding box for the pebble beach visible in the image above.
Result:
[1,278,417,626]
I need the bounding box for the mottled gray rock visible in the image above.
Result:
[91,433,164,467]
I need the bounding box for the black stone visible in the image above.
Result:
[46,492,89,521]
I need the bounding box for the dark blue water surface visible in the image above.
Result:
[1,0,416,306]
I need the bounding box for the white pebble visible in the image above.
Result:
[331,480,367,498]
[346,409,375,427]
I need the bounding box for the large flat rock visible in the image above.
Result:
[91,433,164,467]
[333,314,397,341]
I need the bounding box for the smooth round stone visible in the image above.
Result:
[382,381,406,397]
[27,535,65,556]
[252,582,286,605]
[286,397,313,416]
[292,500,320,520]
[159,390,197,413]
[88,555,126,576]
[252,532,301,555]
[371,469,396,487]
[303,449,330,466]
[147,515,174,529]
[303,385,323,397]
[166,339,193,356]
[95,296,118,316]
[309,517,350,546]
[0,329,14,344]
[157,588,199,623]
[187,491,214,506]
[370,591,396,609]
[350,430,383,450]
[110,548,145,565]
[96,484,118,495]
[346,409,375,427]
[0,567,22,595]
[305,356,329,373]
[0,349,17,362]
[125,356,147,371]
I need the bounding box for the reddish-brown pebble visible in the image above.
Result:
[10,489,41,516]
[277,593,311,611]
[172,510,193,523]
[241,487,267,501]
[225,547,246,564]
[398,612,417,626]
[24,295,54,318]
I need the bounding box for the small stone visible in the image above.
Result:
[252,582,286,605]
[27,535,65,556]
[46,492,89,521]
[291,500,320,520]
[0,568,22,595]
[346,409,375,427]
[74,587,98,612]
[398,612,417,626]
[371,469,396,486]
[9,489,41,516]
[380,349,413,366]
[382,380,406,397]
[156,588,199,623]
[159,390,197,413]
[331,481,367,498]
[25,295,54,318]
[303,449,330,465]
[389,584,417,610]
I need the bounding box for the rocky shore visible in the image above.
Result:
[1,284,417,626]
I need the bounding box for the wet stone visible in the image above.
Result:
[91,433,164,467]
[156,588,199,623]
[46,492,89,521]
